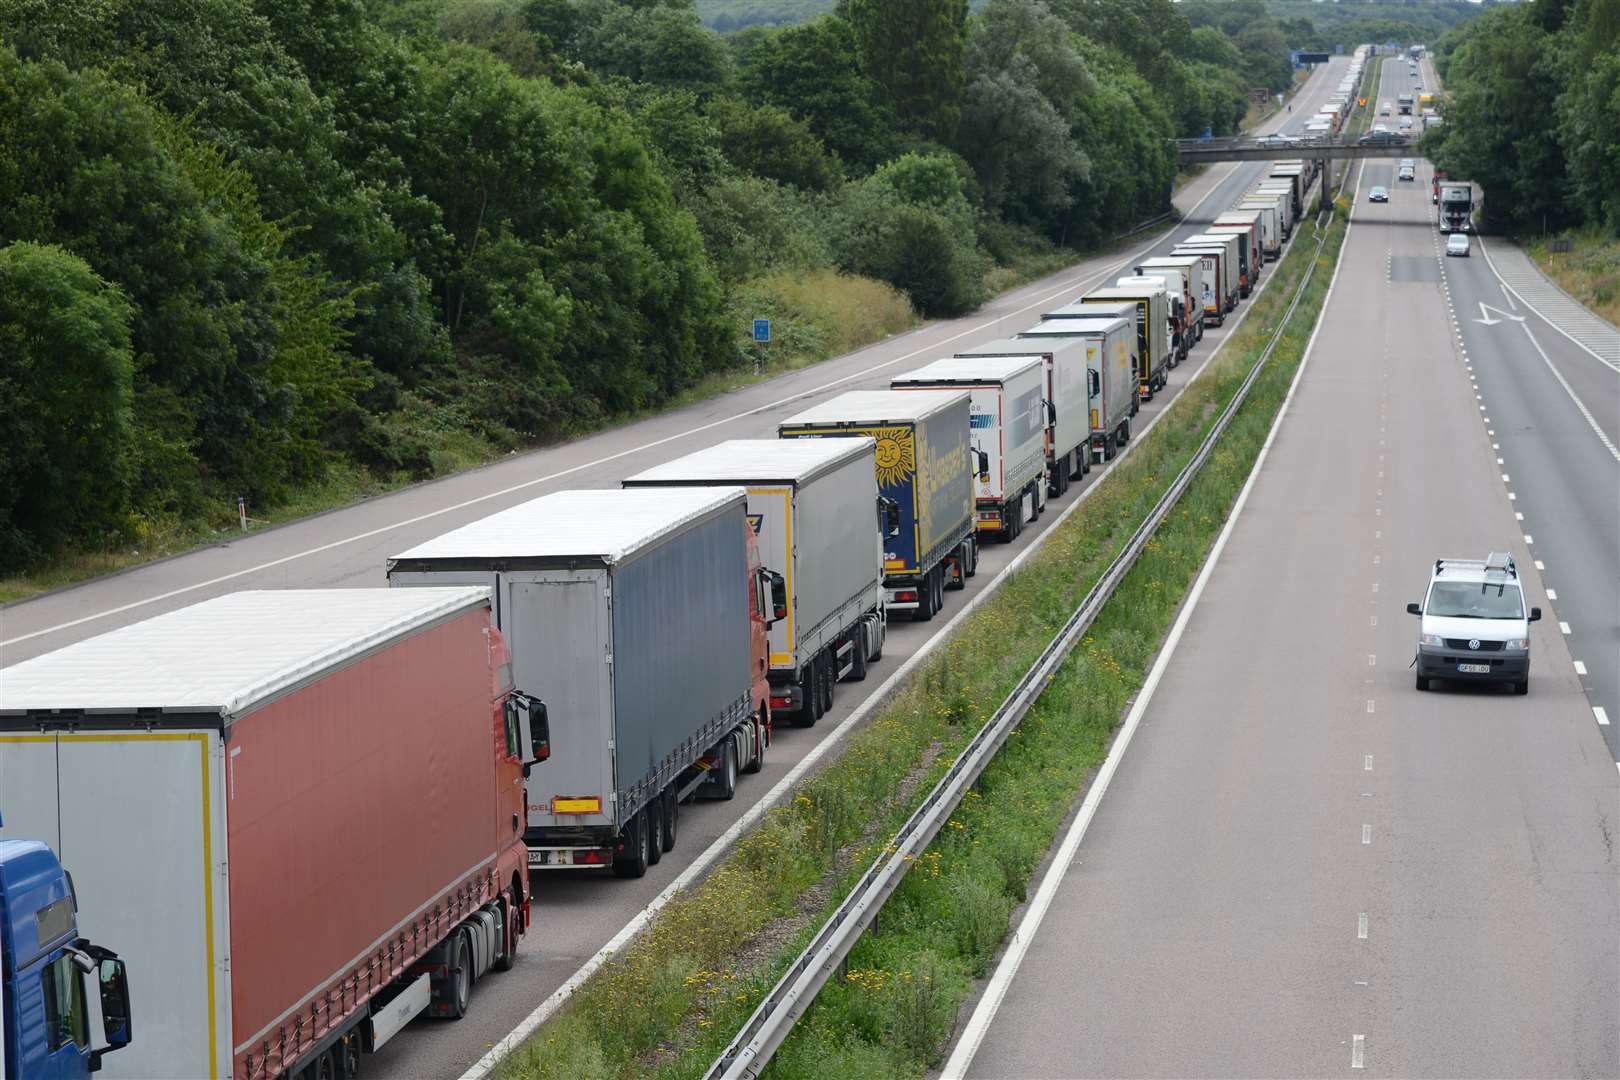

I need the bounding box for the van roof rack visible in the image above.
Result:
[1433,553,1516,578]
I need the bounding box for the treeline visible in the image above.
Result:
[1260,0,1494,54]
[1425,0,1618,236]
[0,0,1272,572]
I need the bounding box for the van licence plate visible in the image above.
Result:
[1457,663,1490,674]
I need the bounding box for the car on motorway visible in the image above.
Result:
[1408,553,1540,694]
[1358,129,1406,146]
[1380,101,1391,115]
[1368,185,1389,202]
[1447,233,1471,257]
[1399,117,1415,131]
[1256,133,1300,146]
[1398,164,1416,182]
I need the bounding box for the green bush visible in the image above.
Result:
[0,242,135,570]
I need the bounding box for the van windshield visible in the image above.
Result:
[1426,581,1523,619]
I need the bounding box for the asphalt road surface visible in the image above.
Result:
[0,62,1350,1080]
[957,54,1618,1080]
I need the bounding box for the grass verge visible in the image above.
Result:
[1522,229,1620,328]
[495,199,1350,1080]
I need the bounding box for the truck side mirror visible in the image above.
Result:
[1529,606,1542,622]
[1406,602,1422,615]
[1046,400,1057,427]
[97,955,132,1052]
[529,700,550,764]
[510,693,549,774]
[1088,370,1100,396]
[769,571,788,622]
[976,449,990,482]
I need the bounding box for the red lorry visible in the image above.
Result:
[0,588,548,1080]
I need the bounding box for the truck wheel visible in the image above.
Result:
[849,631,871,678]
[1118,417,1130,445]
[867,614,886,659]
[718,736,739,800]
[612,810,650,879]
[913,576,937,621]
[820,651,836,713]
[645,798,664,866]
[802,662,823,725]
[494,897,521,972]
[945,545,967,591]
[964,537,978,577]
[662,786,679,849]
[744,711,767,772]
[446,929,472,1019]
[1102,435,1115,463]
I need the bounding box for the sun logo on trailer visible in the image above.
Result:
[870,426,917,487]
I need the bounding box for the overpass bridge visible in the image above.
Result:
[1176,136,1419,165]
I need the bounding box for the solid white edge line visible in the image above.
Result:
[939,160,1364,1080]
[1508,314,1620,464]
[1573,660,1587,675]
[452,155,1314,1080]
[1478,236,1620,372]
[1595,706,1609,727]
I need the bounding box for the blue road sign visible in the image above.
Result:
[753,318,770,343]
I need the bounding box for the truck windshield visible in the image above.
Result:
[1426,582,1524,619]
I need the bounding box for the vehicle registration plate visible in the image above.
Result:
[1457,663,1491,674]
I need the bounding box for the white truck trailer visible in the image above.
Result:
[1011,315,1136,463]
[1229,203,1281,261]
[953,337,1092,496]
[1130,259,1198,343]
[1175,235,1240,311]
[1190,228,1254,297]
[1169,247,1227,326]
[1250,185,1294,238]
[892,355,1047,544]
[623,438,887,727]
[388,487,771,876]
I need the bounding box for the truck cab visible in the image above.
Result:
[0,840,131,1080]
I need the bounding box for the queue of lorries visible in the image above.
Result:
[0,121,1329,1080]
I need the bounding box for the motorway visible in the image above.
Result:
[0,58,1355,1078]
[952,52,1619,1079]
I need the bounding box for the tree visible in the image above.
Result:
[706,95,845,191]
[957,0,1092,230]
[844,0,969,142]
[737,14,900,173]
[0,242,134,570]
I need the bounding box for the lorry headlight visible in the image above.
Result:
[1504,638,1529,650]
[1420,633,1444,646]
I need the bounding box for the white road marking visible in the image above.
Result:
[1362,824,1372,845]
[1574,660,1587,675]
[1516,512,1524,521]
[1368,654,1376,666]
[1595,707,1610,727]
[1508,492,1517,501]
[1545,588,1556,600]
[1366,699,1376,714]
[1358,913,1369,939]
[937,153,1368,1080]
[1560,621,1572,635]
[1524,534,1534,545]
[1535,560,1545,570]
[1370,615,1378,627]
[1493,442,1500,449]
[1496,457,1503,464]
[1508,316,1620,462]
[1353,1035,1366,1070]
[1502,473,1510,481]
[1480,236,1620,370]
[1488,429,1496,436]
